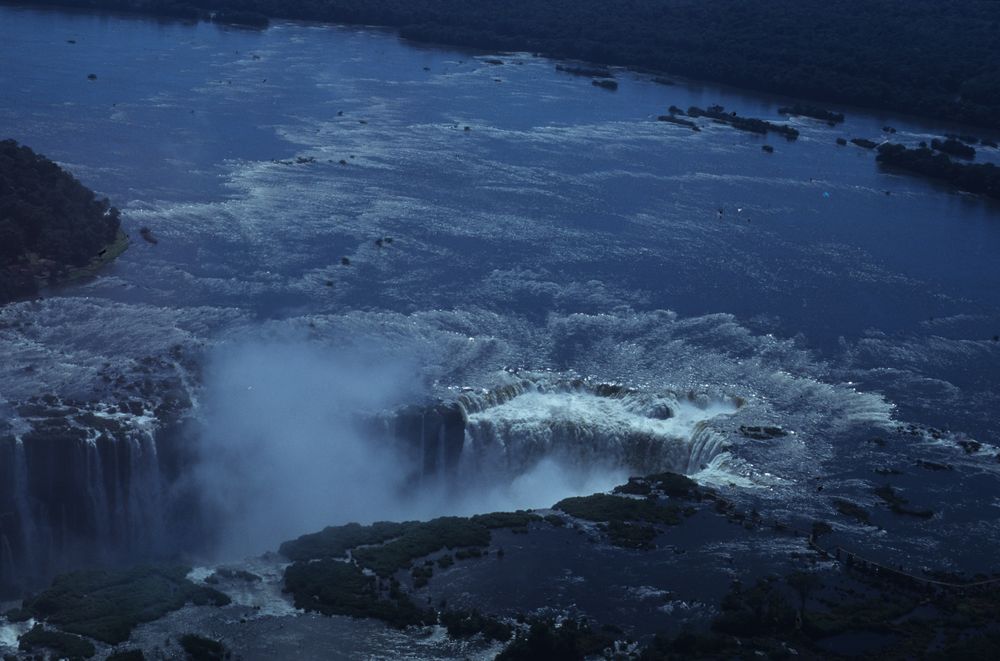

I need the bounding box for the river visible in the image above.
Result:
[2,4,1000,602]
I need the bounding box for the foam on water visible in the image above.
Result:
[0,618,35,651]
[458,372,741,477]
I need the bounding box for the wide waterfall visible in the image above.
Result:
[375,371,742,490]
[1,370,741,597]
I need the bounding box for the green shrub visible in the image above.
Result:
[19,564,230,644]
[555,494,681,525]
[283,559,433,628]
[178,634,227,661]
[18,625,95,659]
[107,650,146,661]
[351,517,490,576]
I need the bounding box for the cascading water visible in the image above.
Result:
[1,364,744,598]
[378,370,743,491]
[0,398,179,597]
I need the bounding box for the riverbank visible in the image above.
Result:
[35,229,129,289]
[7,0,1000,131]
[1,229,128,305]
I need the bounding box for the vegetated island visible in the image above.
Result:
[15,0,1000,130]
[876,143,1000,201]
[0,139,127,304]
[778,104,845,125]
[9,470,1000,659]
[685,105,799,140]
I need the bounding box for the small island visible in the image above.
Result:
[687,105,799,140]
[931,137,976,160]
[591,78,618,91]
[778,104,845,124]
[876,143,1000,200]
[0,139,126,304]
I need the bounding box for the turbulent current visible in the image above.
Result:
[2,6,1000,598]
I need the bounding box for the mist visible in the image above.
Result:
[191,336,627,560]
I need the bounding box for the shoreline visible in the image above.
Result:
[7,0,1000,139]
[0,229,130,305]
[39,228,130,289]
[0,0,1000,132]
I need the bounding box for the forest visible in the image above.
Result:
[876,143,1000,201]
[10,0,1000,129]
[0,139,122,303]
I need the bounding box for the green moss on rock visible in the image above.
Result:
[18,625,95,660]
[554,493,682,525]
[283,559,433,628]
[178,633,228,661]
[18,564,230,644]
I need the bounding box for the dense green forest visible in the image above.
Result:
[0,139,122,303]
[876,143,1000,201]
[10,0,1000,129]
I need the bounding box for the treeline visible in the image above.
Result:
[10,0,1000,129]
[876,143,1000,201]
[0,139,121,302]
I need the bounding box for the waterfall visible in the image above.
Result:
[1,370,742,598]
[382,372,742,487]
[0,400,181,598]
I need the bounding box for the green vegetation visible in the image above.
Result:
[204,568,262,584]
[687,106,799,140]
[440,609,512,642]
[876,144,1000,200]
[106,651,145,661]
[647,472,700,498]
[18,625,96,659]
[17,564,230,644]
[496,618,614,661]
[279,512,541,625]
[555,491,688,549]
[613,472,700,500]
[932,137,976,159]
[282,513,538,578]
[613,478,653,496]
[283,559,433,628]
[603,520,658,550]
[410,561,434,588]
[19,1,1000,129]
[555,493,682,525]
[543,514,567,527]
[278,520,414,561]
[470,510,540,530]
[178,633,228,661]
[1,139,123,303]
[640,567,1000,659]
[779,104,845,124]
[351,517,490,576]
